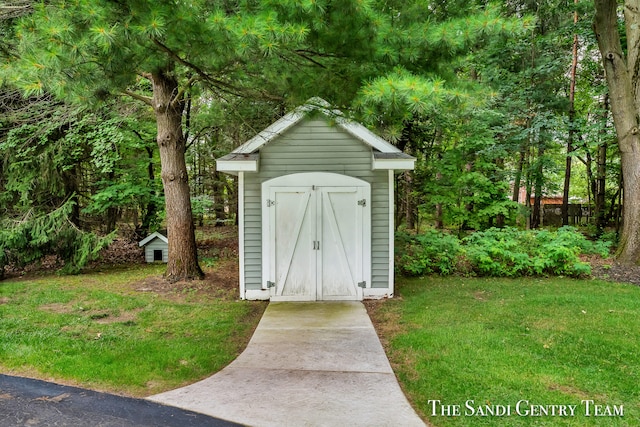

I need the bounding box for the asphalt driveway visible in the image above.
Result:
[0,374,240,427]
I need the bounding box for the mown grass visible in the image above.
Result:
[0,264,265,397]
[370,277,640,426]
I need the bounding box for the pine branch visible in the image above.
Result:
[151,38,245,97]
[122,90,153,106]
[294,49,342,59]
[186,125,218,151]
[0,42,17,60]
[0,1,33,21]
[292,51,327,69]
[171,75,199,109]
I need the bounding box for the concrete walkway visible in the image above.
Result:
[148,302,425,427]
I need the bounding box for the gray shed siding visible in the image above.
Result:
[143,238,168,263]
[243,118,390,291]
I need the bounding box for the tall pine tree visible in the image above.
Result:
[1,0,381,281]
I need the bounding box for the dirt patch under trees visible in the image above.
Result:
[588,256,640,287]
[131,258,240,301]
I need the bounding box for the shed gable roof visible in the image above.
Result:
[216,98,415,173]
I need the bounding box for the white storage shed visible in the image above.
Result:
[217,99,415,301]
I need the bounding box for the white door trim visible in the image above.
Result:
[263,172,370,188]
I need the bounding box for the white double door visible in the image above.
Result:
[263,174,370,301]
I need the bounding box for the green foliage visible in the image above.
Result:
[462,227,536,276]
[0,199,113,277]
[0,0,381,107]
[0,0,624,275]
[423,151,521,230]
[355,3,533,135]
[396,229,461,275]
[349,3,535,233]
[0,92,163,235]
[1,102,85,210]
[190,195,214,220]
[462,226,603,277]
[396,227,610,278]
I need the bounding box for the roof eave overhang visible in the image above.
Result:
[372,152,416,171]
[216,159,259,173]
[372,158,416,171]
[216,153,260,175]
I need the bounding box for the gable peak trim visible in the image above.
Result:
[232,98,402,155]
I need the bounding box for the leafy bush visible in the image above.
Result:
[463,226,606,277]
[396,226,610,278]
[396,229,461,276]
[463,227,535,276]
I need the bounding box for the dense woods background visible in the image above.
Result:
[0,0,636,278]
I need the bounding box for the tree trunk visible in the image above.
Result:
[61,164,81,227]
[595,94,610,233]
[595,141,607,230]
[404,171,416,230]
[563,3,579,226]
[140,146,159,236]
[512,144,526,203]
[226,175,238,226]
[616,182,623,234]
[585,149,595,217]
[531,192,541,229]
[525,146,533,230]
[531,144,544,229]
[213,171,228,226]
[152,69,204,281]
[435,171,443,229]
[594,0,640,264]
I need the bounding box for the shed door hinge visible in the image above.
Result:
[357,199,366,207]
[266,281,276,288]
[266,199,275,207]
[358,281,367,288]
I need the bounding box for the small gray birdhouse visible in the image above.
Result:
[139,232,168,263]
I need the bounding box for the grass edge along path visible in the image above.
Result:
[368,276,640,426]
[0,265,266,397]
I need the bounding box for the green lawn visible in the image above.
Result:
[0,264,265,397]
[369,276,640,426]
[4,262,639,427]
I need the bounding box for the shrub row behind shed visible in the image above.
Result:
[396,226,611,278]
